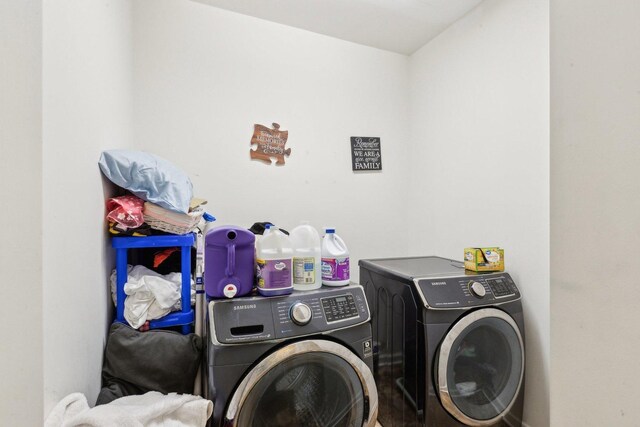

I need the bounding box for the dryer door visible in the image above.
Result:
[224,339,378,427]
[436,308,524,426]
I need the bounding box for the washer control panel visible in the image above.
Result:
[417,272,520,308]
[322,294,359,323]
[485,277,514,297]
[210,284,370,344]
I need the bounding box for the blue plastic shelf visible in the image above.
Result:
[112,233,195,334]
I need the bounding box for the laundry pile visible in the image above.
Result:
[62,149,213,426]
[97,323,203,405]
[100,150,212,237]
[45,391,212,427]
[99,150,213,330]
[46,320,207,426]
[107,196,210,237]
[109,265,195,329]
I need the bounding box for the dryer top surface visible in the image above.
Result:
[360,256,521,309]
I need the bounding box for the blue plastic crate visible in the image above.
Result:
[112,233,195,334]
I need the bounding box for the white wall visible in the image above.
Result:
[551,0,640,424]
[133,0,411,282]
[42,0,134,416]
[0,1,43,425]
[407,1,549,426]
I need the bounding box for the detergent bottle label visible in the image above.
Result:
[322,257,350,281]
[293,257,315,285]
[257,258,292,289]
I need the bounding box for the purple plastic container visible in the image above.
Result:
[205,226,255,299]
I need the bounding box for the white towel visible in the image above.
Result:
[45,391,213,427]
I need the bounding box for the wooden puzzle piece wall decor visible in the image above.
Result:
[250,122,291,165]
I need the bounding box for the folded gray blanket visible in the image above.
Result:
[97,323,203,405]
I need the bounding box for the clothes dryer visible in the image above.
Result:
[360,256,525,426]
[206,284,378,426]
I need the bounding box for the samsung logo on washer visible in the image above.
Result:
[233,304,257,311]
[431,281,447,286]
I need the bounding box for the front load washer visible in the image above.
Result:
[206,284,378,426]
[360,256,525,427]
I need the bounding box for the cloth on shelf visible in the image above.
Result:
[143,201,205,234]
[153,248,179,268]
[108,221,152,237]
[45,391,213,427]
[96,323,203,405]
[132,246,197,275]
[106,195,145,230]
[110,265,195,329]
[99,149,194,214]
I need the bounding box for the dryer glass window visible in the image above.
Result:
[444,317,523,421]
[236,352,365,427]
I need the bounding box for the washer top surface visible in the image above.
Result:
[359,256,466,280]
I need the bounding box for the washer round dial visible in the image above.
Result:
[469,281,486,298]
[290,302,312,326]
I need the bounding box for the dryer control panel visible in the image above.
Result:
[416,272,520,309]
[210,284,370,344]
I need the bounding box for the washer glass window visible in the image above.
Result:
[439,312,523,423]
[236,352,365,426]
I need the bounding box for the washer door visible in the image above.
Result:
[436,308,524,426]
[225,339,378,427]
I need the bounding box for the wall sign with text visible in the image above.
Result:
[351,137,382,171]
[250,122,291,166]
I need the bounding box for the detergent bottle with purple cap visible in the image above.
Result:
[256,224,293,296]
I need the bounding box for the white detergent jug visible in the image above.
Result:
[290,222,322,291]
[321,228,350,287]
[256,225,293,296]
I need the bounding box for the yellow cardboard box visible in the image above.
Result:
[464,247,504,272]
